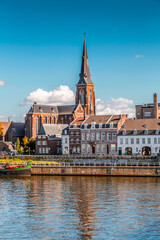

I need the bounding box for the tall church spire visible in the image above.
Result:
[78,37,93,85]
[75,37,96,116]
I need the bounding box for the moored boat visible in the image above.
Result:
[0,165,31,176]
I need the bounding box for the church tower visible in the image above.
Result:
[75,37,96,116]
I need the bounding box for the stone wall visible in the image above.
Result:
[31,166,160,177]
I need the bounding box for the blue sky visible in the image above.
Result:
[0,0,160,121]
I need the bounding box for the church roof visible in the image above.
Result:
[77,38,93,85]
[28,103,76,115]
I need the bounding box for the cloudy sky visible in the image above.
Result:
[1,0,160,121]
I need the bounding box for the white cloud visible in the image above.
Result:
[96,97,135,117]
[20,85,135,117]
[20,85,75,106]
[136,55,144,58]
[0,115,6,119]
[0,80,5,86]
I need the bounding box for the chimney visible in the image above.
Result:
[153,93,158,118]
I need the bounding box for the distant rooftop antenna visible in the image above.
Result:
[8,117,10,122]
[84,32,86,38]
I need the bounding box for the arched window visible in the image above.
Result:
[89,90,92,109]
[80,89,84,105]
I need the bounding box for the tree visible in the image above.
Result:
[16,138,23,154]
[28,138,36,154]
[0,122,3,137]
[22,136,29,154]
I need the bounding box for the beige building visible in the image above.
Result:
[136,93,160,119]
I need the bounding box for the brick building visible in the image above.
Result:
[35,124,68,155]
[136,93,160,119]
[0,122,25,143]
[25,38,96,138]
[80,115,128,155]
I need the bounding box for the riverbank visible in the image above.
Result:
[31,165,160,177]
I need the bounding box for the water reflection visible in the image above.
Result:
[0,176,160,239]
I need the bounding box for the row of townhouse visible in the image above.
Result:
[62,114,128,155]
[35,115,160,156]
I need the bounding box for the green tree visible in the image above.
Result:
[22,136,29,154]
[16,138,23,154]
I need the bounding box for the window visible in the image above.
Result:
[64,147,68,154]
[120,138,123,144]
[42,141,46,146]
[112,133,116,141]
[142,138,145,144]
[80,89,84,105]
[71,132,74,136]
[43,148,45,154]
[158,138,160,144]
[71,139,74,144]
[155,129,159,135]
[148,138,151,144]
[122,130,126,136]
[96,132,100,141]
[96,144,100,152]
[86,132,90,142]
[82,133,85,142]
[39,148,41,154]
[57,147,59,154]
[107,133,111,141]
[136,138,139,144]
[144,129,148,135]
[99,123,102,128]
[64,130,67,135]
[73,147,76,153]
[133,130,137,135]
[125,138,128,144]
[76,139,79,144]
[76,131,79,136]
[155,147,158,152]
[38,136,41,139]
[131,138,134,144]
[77,147,80,153]
[109,122,113,128]
[46,148,49,154]
[43,136,46,139]
[144,112,151,117]
[136,148,138,152]
[87,145,90,153]
[154,138,157,144]
[111,144,116,153]
[37,141,41,146]
[57,141,59,146]
[65,138,68,144]
[91,133,95,141]
[102,144,105,153]
[82,144,85,153]
[101,133,105,141]
[91,122,96,129]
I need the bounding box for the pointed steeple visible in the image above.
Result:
[78,38,93,85]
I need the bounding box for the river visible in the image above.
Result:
[0,176,160,239]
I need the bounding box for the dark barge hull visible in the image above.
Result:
[0,166,31,176]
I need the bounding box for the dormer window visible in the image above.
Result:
[143,124,147,128]
[109,122,113,128]
[73,124,77,129]
[155,129,159,135]
[133,129,137,135]
[99,123,102,128]
[84,123,88,129]
[144,129,148,135]
[91,122,96,129]
[122,130,126,136]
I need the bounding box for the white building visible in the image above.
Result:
[62,127,70,155]
[117,119,160,156]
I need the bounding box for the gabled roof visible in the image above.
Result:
[83,115,124,124]
[0,122,11,136]
[119,118,160,131]
[38,124,68,138]
[77,38,93,85]
[71,117,85,125]
[27,103,76,115]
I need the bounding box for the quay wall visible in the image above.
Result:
[31,166,160,177]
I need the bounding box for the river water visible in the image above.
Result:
[0,176,160,240]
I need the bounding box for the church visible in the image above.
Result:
[25,38,96,138]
